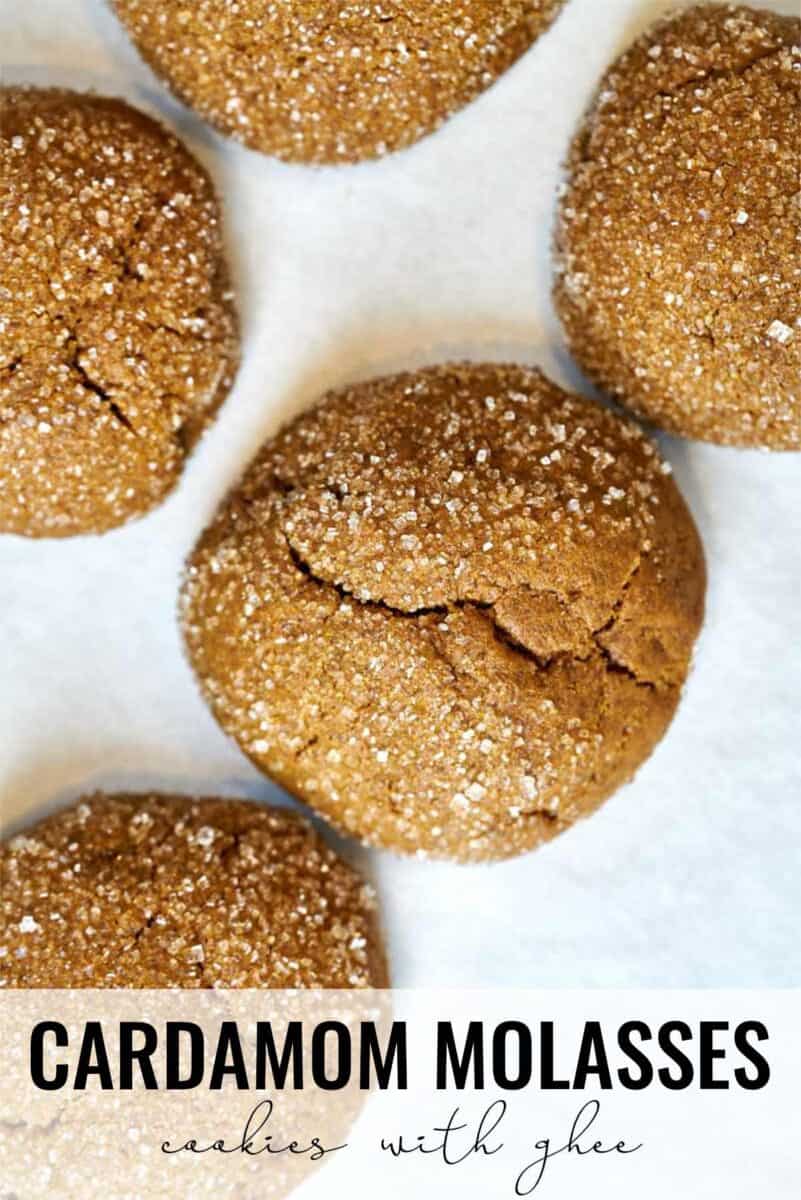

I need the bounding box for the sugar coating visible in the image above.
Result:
[112,0,566,164]
[554,4,800,450]
[0,88,239,537]
[181,363,706,863]
[0,794,387,988]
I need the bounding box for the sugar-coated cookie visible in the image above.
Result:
[112,0,566,163]
[0,88,238,537]
[182,363,706,862]
[555,5,800,449]
[0,794,387,987]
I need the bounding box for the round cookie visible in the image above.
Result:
[0,794,387,987]
[111,0,566,164]
[181,363,706,863]
[0,87,238,537]
[554,4,800,450]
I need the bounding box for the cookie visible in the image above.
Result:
[554,4,800,450]
[181,363,706,863]
[112,0,566,164]
[0,87,238,537]
[0,794,387,987]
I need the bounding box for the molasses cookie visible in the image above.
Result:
[0,87,238,537]
[554,4,800,450]
[112,1,566,164]
[181,363,706,863]
[0,794,387,987]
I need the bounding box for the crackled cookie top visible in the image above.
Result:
[555,4,800,449]
[0,794,387,988]
[182,364,705,862]
[112,0,566,164]
[0,87,238,537]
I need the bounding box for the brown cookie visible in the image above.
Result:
[111,0,566,164]
[181,363,706,863]
[554,4,800,450]
[0,87,238,537]
[0,794,387,987]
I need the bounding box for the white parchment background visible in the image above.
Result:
[1,0,798,987]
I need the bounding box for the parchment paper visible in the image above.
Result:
[1,0,799,987]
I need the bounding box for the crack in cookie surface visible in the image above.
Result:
[182,363,705,862]
[0,86,239,536]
